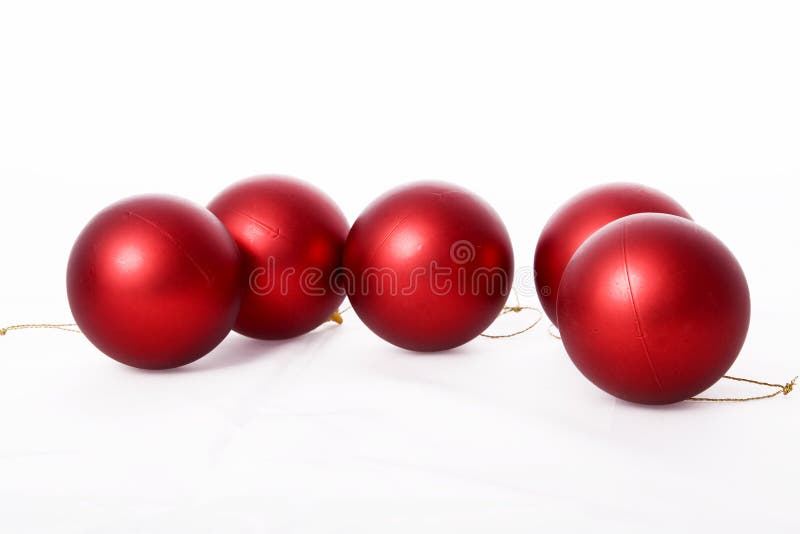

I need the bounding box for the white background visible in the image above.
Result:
[1,1,798,532]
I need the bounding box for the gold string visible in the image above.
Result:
[547,325,794,403]
[0,308,352,335]
[330,296,543,338]
[688,375,796,402]
[0,323,81,336]
[1,310,350,335]
[480,288,543,339]
[480,305,543,339]
[331,293,543,339]
[548,324,561,339]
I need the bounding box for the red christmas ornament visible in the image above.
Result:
[67,196,242,370]
[534,183,691,325]
[557,213,750,404]
[208,176,348,339]
[343,182,514,351]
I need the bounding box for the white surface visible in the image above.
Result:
[1,1,798,532]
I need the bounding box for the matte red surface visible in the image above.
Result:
[534,183,691,326]
[208,176,348,339]
[67,196,242,370]
[557,213,750,404]
[343,182,514,352]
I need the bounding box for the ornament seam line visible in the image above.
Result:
[230,209,294,244]
[621,223,664,392]
[366,194,448,267]
[127,211,213,285]
[365,211,415,267]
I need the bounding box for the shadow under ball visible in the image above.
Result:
[534,182,691,326]
[343,182,514,352]
[208,176,349,340]
[557,213,750,404]
[67,196,242,370]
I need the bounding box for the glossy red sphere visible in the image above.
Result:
[208,176,349,339]
[557,213,750,404]
[534,183,691,325]
[343,182,514,351]
[67,196,242,370]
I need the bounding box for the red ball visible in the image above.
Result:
[557,213,750,404]
[534,183,691,325]
[67,196,242,370]
[208,176,348,339]
[343,182,514,351]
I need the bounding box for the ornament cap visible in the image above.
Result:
[329,310,344,325]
